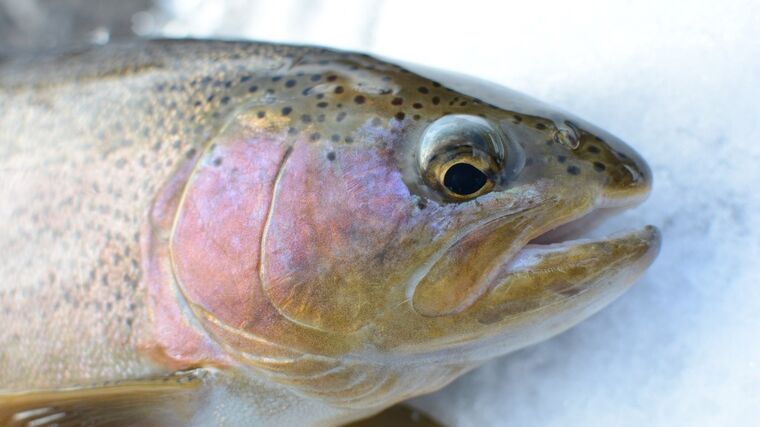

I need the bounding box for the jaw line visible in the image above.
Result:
[403,201,541,304]
[471,189,652,312]
[400,224,660,366]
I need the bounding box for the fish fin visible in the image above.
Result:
[344,404,446,427]
[0,368,211,427]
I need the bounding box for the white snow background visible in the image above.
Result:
[145,1,760,425]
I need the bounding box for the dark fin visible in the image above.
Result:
[0,369,210,427]
[344,404,446,427]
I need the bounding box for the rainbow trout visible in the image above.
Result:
[0,40,659,426]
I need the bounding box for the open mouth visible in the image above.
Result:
[409,198,661,357]
[411,188,660,321]
[528,206,631,246]
[490,196,661,300]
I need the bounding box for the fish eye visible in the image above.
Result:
[418,115,506,201]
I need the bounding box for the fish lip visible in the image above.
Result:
[525,187,650,247]
[478,190,656,293]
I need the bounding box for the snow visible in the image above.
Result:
[153,1,760,425]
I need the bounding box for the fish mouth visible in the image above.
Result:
[402,195,660,361]
[470,193,661,328]
[504,193,661,285]
[411,192,660,321]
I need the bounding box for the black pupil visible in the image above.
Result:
[443,163,488,196]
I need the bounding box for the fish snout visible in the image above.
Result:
[588,130,652,208]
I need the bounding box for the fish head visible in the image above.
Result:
[155,51,659,403]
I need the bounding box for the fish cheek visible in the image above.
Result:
[261,141,413,334]
[169,128,290,329]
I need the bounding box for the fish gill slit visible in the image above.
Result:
[258,144,292,300]
[257,145,331,334]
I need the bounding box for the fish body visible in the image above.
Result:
[0,40,659,426]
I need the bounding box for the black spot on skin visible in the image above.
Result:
[257,111,266,118]
[302,87,313,96]
[331,134,341,142]
[248,85,258,92]
[193,100,202,107]
[354,95,366,104]
[317,102,328,108]
[432,81,442,87]
[513,114,523,122]
[310,132,321,141]
[327,75,338,82]
[186,148,197,159]
[391,97,403,106]
[224,81,232,88]
[213,158,223,167]
[593,162,607,172]
[221,96,230,105]
[241,75,252,83]
[206,95,215,103]
[557,155,567,163]
[432,96,440,105]
[301,114,312,123]
[413,103,423,109]
[345,136,354,143]
[567,165,581,175]
[413,114,421,120]
[327,151,336,161]
[272,76,282,82]
[535,123,547,130]
[282,106,292,116]
[418,86,429,94]
[459,101,468,106]
[311,74,322,82]
[336,112,347,122]
[395,112,406,121]
[285,79,296,88]
[588,145,601,154]
[334,86,344,94]
[417,199,428,209]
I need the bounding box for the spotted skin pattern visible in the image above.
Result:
[0,40,657,426]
